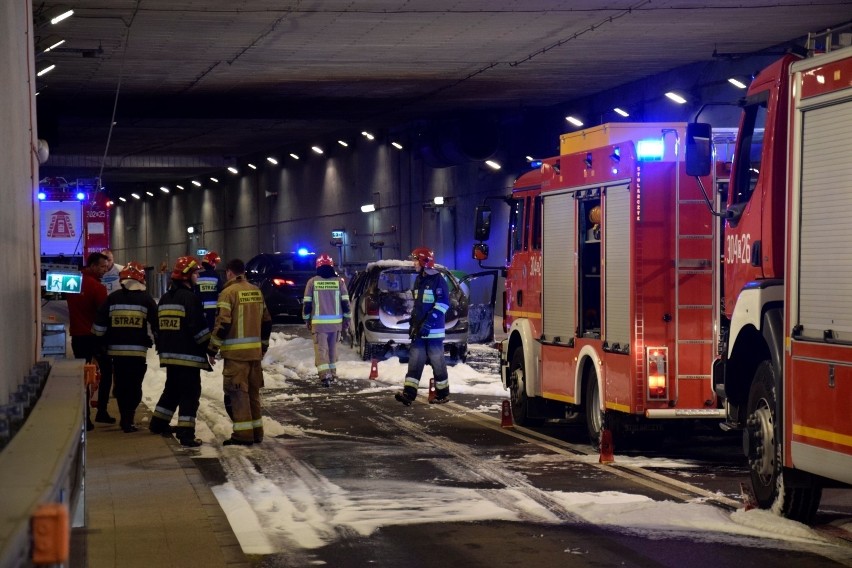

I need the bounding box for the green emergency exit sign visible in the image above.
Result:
[45,272,83,294]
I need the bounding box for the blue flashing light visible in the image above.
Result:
[297,247,311,256]
[37,191,46,200]
[76,192,86,200]
[529,160,543,169]
[636,139,664,161]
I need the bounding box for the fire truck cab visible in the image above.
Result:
[686,28,852,522]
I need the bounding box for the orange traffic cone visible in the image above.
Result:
[369,358,379,380]
[598,428,615,464]
[428,377,436,402]
[500,399,514,428]
[739,482,758,511]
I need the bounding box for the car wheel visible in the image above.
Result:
[359,329,373,361]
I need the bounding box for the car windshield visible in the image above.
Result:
[271,255,316,272]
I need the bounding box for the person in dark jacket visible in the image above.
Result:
[196,251,223,330]
[395,247,451,406]
[92,261,159,432]
[149,256,211,447]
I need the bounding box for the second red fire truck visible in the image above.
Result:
[473,122,726,447]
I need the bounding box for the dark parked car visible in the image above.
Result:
[245,251,319,319]
[347,260,497,362]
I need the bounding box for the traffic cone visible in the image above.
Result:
[598,427,615,464]
[428,378,436,402]
[369,358,379,380]
[500,399,514,428]
[739,482,758,511]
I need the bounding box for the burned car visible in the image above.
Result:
[347,260,497,362]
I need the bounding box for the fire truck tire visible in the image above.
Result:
[746,361,821,523]
[509,349,540,426]
[585,378,604,449]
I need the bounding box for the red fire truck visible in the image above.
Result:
[685,29,852,522]
[38,177,111,280]
[473,122,726,447]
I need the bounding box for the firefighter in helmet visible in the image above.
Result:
[302,253,350,387]
[92,261,158,432]
[149,256,210,447]
[197,251,223,330]
[395,247,450,406]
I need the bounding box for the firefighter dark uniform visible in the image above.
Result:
[92,262,158,432]
[396,247,450,406]
[197,251,223,330]
[149,256,211,447]
[302,254,350,387]
[209,265,272,446]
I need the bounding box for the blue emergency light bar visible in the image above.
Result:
[636,139,665,161]
[529,160,543,168]
[297,247,311,256]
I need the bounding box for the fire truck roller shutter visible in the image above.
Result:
[604,184,631,347]
[796,99,852,343]
[542,191,576,341]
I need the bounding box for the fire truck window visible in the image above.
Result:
[578,198,601,337]
[508,198,525,257]
[532,195,542,250]
[732,100,767,205]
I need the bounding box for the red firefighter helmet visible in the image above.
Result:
[119,263,145,284]
[203,251,221,267]
[315,253,334,268]
[410,247,435,269]
[171,256,201,280]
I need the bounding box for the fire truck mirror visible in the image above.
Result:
[474,205,492,241]
[685,122,713,177]
[472,243,490,262]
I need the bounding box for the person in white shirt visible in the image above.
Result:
[100,249,125,294]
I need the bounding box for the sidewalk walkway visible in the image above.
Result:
[73,398,251,568]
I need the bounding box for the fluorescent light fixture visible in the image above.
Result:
[176,184,185,190]
[637,139,665,161]
[209,177,219,183]
[665,92,687,104]
[485,160,501,170]
[728,77,748,89]
[191,180,202,187]
[159,186,170,193]
[289,153,300,160]
[50,9,74,25]
[36,62,56,77]
[391,142,403,150]
[131,193,141,200]
[526,156,535,162]
[38,36,65,54]
[186,226,195,234]
[360,203,376,213]
[119,197,127,202]
[613,107,630,117]
[227,166,238,174]
[338,140,348,147]
[433,196,444,206]
[565,116,583,127]
[266,157,278,165]
[361,131,375,140]
[247,163,257,170]
[145,191,154,197]
[311,146,323,154]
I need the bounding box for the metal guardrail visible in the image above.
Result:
[0,359,86,568]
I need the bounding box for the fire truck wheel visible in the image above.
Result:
[746,361,821,523]
[509,348,540,426]
[585,377,604,449]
